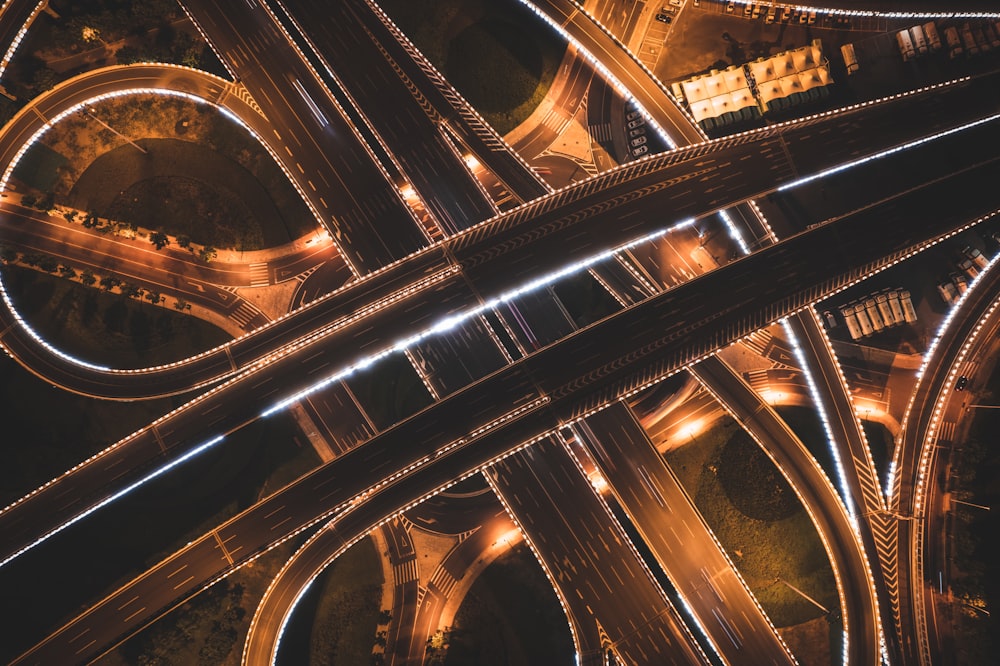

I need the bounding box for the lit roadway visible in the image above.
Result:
[529,0,705,145]
[277,0,551,230]
[1,72,998,580]
[0,67,993,403]
[918,278,1000,663]
[580,401,797,664]
[264,0,495,236]
[0,201,342,329]
[14,152,1000,664]
[690,356,882,663]
[179,0,429,273]
[489,436,707,665]
[890,257,1000,663]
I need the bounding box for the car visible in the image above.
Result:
[669,0,684,7]
[655,13,672,23]
[627,118,645,129]
[744,3,753,15]
[726,2,735,13]
[629,127,646,138]
[630,136,648,147]
[799,12,808,24]
[956,375,968,391]
[752,5,762,19]
[808,11,817,24]
[822,310,837,328]
[782,8,794,21]
[765,8,776,23]
[632,145,649,156]
[626,110,642,121]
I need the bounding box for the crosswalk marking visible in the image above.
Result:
[746,369,770,393]
[393,558,419,584]
[589,122,612,142]
[248,262,270,287]
[741,329,772,356]
[429,567,458,597]
[229,302,259,328]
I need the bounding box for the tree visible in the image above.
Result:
[38,255,60,273]
[0,244,17,263]
[176,234,192,250]
[31,67,58,93]
[149,231,170,250]
[100,275,120,291]
[83,212,99,229]
[145,291,163,306]
[114,45,142,65]
[199,246,217,263]
[35,192,55,212]
[58,265,77,279]
[121,282,143,299]
[173,298,191,311]
[80,270,97,287]
[20,194,36,208]
[63,210,78,224]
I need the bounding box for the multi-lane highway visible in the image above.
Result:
[4,79,997,575]
[13,148,1000,663]
[489,435,707,665]
[0,65,996,403]
[179,0,430,272]
[580,402,797,664]
[3,5,1000,663]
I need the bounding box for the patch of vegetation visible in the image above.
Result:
[16,141,68,192]
[665,417,837,629]
[1,263,231,368]
[552,270,622,329]
[775,404,838,487]
[15,95,314,249]
[717,428,800,521]
[307,537,384,666]
[345,353,433,430]
[377,0,565,135]
[107,171,263,251]
[8,0,225,99]
[443,543,574,666]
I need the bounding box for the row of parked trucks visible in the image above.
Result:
[898,21,1000,61]
[839,290,917,340]
[938,246,990,304]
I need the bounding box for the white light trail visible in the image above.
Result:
[777,113,1000,193]
[0,435,224,570]
[259,220,695,417]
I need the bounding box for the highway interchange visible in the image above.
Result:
[1,1,1000,664]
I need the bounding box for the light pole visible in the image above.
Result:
[775,576,829,614]
[80,107,147,154]
[951,498,989,511]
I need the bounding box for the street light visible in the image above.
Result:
[80,107,147,154]
[951,498,989,511]
[774,576,829,614]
